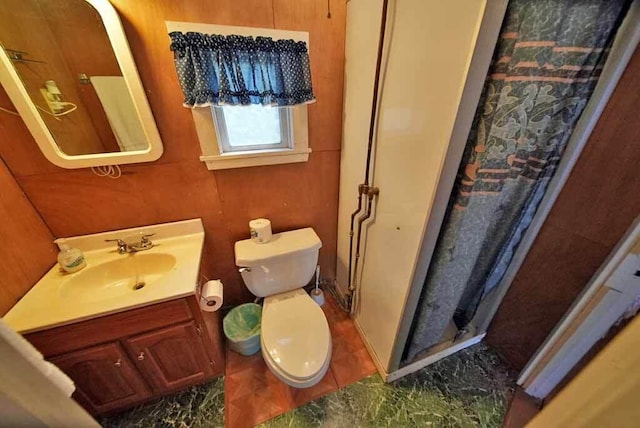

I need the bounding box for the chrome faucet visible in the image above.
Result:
[105,238,128,254]
[105,234,155,254]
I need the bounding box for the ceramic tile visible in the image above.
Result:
[226,347,264,375]
[328,313,378,388]
[225,356,293,427]
[225,356,340,427]
[224,292,363,426]
[288,368,338,408]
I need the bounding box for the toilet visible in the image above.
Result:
[234,228,331,388]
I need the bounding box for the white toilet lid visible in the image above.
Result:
[262,289,331,381]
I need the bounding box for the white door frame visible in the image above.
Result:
[519,216,640,399]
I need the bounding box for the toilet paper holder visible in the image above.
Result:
[197,278,224,311]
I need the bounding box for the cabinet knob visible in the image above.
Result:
[114,359,122,367]
[137,352,145,361]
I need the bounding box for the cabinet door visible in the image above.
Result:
[124,321,214,394]
[50,342,151,414]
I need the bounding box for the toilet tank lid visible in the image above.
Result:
[235,228,322,266]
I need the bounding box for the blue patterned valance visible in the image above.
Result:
[169,32,315,108]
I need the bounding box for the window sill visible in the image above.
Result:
[199,147,311,170]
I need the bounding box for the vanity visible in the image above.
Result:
[4,219,224,415]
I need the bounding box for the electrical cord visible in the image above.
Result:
[1,102,78,120]
[36,102,77,121]
[91,165,122,179]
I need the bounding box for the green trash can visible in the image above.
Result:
[223,303,262,356]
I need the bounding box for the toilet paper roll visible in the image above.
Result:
[199,280,223,312]
[249,218,272,244]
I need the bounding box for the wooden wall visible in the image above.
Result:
[40,0,123,153]
[0,157,56,315]
[487,47,640,371]
[1,0,117,154]
[0,0,345,306]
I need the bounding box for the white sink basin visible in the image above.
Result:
[4,219,205,333]
[58,253,177,302]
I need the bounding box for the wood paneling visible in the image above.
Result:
[487,47,640,371]
[0,157,55,315]
[0,0,113,154]
[0,0,345,306]
[273,0,346,152]
[39,0,123,153]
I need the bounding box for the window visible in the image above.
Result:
[212,105,293,153]
[170,23,312,170]
[191,102,309,170]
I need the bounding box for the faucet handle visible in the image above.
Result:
[140,233,155,244]
[105,238,126,245]
[105,238,128,254]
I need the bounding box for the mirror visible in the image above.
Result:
[0,0,162,168]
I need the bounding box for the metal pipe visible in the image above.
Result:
[347,183,366,292]
[351,188,379,296]
[363,0,389,187]
[346,0,389,299]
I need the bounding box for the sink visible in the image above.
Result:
[58,253,177,302]
[3,219,205,334]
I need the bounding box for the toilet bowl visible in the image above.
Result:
[260,289,331,388]
[234,227,331,388]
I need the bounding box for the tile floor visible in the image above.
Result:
[224,292,378,427]
[101,293,516,428]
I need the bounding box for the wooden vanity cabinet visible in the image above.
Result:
[125,321,213,394]
[25,296,224,415]
[50,342,152,414]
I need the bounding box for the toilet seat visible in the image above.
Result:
[261,288,331,388]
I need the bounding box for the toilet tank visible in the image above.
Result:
[234,228,322,297]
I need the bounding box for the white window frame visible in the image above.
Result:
[165,21,312,170]
[212,106,293,153]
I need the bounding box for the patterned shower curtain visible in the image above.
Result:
[405,0,631,362]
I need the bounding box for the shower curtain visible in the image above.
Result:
[405,0,631,362]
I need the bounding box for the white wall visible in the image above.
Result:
[337,0,488,371]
